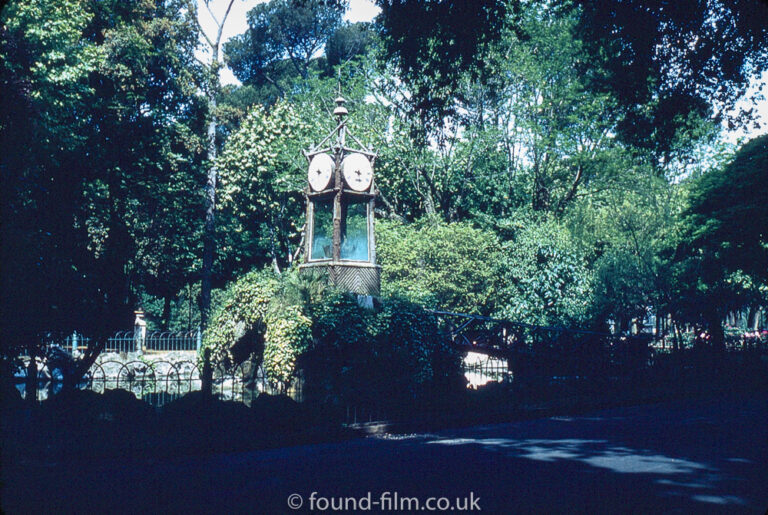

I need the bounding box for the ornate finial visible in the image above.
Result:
[333,95,348,117]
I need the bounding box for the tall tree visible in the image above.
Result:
[215,101,313,276]
[1,0,205,380]
[1,0,112,368]
[85,0,206,331]
[224,0,345,98]
[375,0,512,133]
[571,0,768,162]
[683,134,768,283]
[477,3,623,214]
[325,21,373,70]
[672,135,768,348]
[186,0,238,328]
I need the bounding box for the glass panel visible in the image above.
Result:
[311,198,333,260]
[341,200,369,261]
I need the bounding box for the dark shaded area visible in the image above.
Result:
[0,0,206,364]
[0,389,355,487]
[2,390,766,514]
[573,0,768,157]
[375,0,512,131]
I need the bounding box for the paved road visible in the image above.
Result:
[5,394,768,514]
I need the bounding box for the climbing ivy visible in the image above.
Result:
[201,269,278,368]
[262,305,312,386]
[215,101,314,275]
[203,267,463,401]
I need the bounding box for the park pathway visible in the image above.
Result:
[4,393,767,514]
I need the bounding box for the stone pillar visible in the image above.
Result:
[134,310,147,355]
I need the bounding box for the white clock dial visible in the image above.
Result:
[341,153,373,192]
[308,153,334,191]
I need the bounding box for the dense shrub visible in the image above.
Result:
[496,216,595,326]
[262,305,312,386]
[202,269,277,367]
[302,294,464,413]
[376,218,503,315]
[203,267,464,410]
[202,268,312,387]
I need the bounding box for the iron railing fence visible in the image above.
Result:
[650,334,767,353]
[429,310,655,382]
[45,330,200,354]
[16,358,303,406]
[19,312,766,418]
[143,331,200,352]
[462,353,512,387]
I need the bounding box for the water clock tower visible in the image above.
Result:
[298,96,381,296]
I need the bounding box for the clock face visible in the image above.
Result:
[341,153,373,192]
[308,153,334,191]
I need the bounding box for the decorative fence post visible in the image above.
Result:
[71,332,78,357]
[134,310,147,355]
[196,327,202,352]
[201,347,213,399]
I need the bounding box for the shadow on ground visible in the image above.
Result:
[3,393,766,514]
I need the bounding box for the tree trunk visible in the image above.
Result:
[161,295,172,331]
[656,313,661,339]
[194,0,235,329]
[200,72,219,330]
[64,339,105,392]
[705,305,725,350]
[188,282,193,332]
[746,307,755,330]
[672,322,681,351]
[201,347,213,399]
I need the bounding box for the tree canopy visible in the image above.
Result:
[573,0,768,159]
[1,0,205,354]
[682,134,768,283]
[1,0,767,364]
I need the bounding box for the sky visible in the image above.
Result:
[197,0,767,143]
[725,70,768,144]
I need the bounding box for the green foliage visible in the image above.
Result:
[202,269,279,367]
[476,2,625,213]
[4,0,766,364]
[224,0,345,95]
[1,0,103,350]
[668,135,768,342]
[376,0,509,130]
[565,168,683,327]
[309,289,371,349]
[1,0,101,141]
[203,267,313,386]
[592,249,654,329]
[496,215,595,326]
[376,218,502,314]
[302,293,462,410]
[1,0,205,351]
[263,305,313,386]
[573,0,768,159]
[683,134,768,283]
[325,21,373,69]
[203,267,462,402]
[369,297,459,389]
[215,101,312,275]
